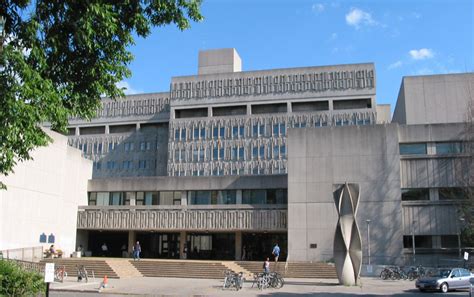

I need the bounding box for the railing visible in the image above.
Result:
[1,258,45,274]
[0,246,44,263]
[77,204,287,231]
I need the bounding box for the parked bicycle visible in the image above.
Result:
[222,270,243,290]
[380,266,408,280]
[54,265,67,283]
[254,272,284,290]
[407,265,426,280]
[76,264,88,282]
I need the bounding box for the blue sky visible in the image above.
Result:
[120,0,473,113]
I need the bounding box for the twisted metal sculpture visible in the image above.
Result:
[333,183,362,285]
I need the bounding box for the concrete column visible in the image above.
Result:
[328,100,334,110]
[287,101,292,113]
[179,231,187,259]
[128,231,136,255]
[181,191,188,205]
[208,107,213,117]
[236,190,243,204]
[247,104,252,115]
[136,123,141,131]
[170,107,175,120]
[105,125,109,134]
[75,127,80,136]
[235,231,242,260]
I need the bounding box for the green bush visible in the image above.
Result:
[0,260,45,297]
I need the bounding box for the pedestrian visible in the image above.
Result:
[183,246,188,259]
[263,257,270,273]
[121,244,128,258]
[133,241,141,261]
[101,243,108,257]
[272,243,280,263]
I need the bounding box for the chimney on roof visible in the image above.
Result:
[198,48,242,75]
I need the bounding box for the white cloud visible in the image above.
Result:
[312,3,325,13]
[345,8,377,28]
[409,48,434,60]
[116,81,142,95]
[388,61,403,70]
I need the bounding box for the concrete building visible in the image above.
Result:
[63,49,471,265]
[0,130,92,260]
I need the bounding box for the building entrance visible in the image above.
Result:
[136,232,180,259]
[242,232,287,261]
[186,233,235,260]
[88,231,128,257]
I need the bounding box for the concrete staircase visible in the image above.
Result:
[105,259,142,278]
[236,261,337,278]
[40,258,119,279]
[221,261,252,279]
[131,259,228,279]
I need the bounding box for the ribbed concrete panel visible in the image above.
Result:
[402,203,459,235]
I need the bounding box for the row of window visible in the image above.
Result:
[172,118,372,142]
[399,142,465,156]
[403,235,462,249]
[93,160,153,170]
[87,189,287,206]
[88,191,181,206]
[78,141,157,155]
[173,144,287,163]
[401,187,467,201]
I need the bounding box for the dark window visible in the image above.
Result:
[440,235,458,248]
[188,191,211,205]
[403,235,433,248]
[292,101,329,112]
[252,103,287,114]
[401,188,429,201]
[436,142,463,154]
[80,126,106,135]
[399,143,427,155]
[175,108,208,118]
[144,192,159,205]
[212,105,246,116]
[333,98,371,110]
[439,188,467,200]
[109,124,135,134]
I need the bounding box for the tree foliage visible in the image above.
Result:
[0,0,203,188]
[0,260,45,296]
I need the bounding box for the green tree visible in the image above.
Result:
[0,260,45,296]
[0,0,203,188]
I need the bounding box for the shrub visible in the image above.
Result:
[0,260,45,296]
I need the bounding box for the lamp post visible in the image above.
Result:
[458,218,465,258]
[412,220,416,265]
[366,219,371,266]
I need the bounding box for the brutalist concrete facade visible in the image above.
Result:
[63,49,471,264]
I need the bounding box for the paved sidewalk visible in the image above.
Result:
[50,276,471,296]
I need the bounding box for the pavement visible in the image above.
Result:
[49,276,472,296]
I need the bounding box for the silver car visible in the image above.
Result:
[416,268,474,293]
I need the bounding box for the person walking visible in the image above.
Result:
[272,243,280,263]
[133,241,141,261]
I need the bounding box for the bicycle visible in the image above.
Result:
[222,270,243,291]
[54,265,67,283]
[76,264,88,282]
